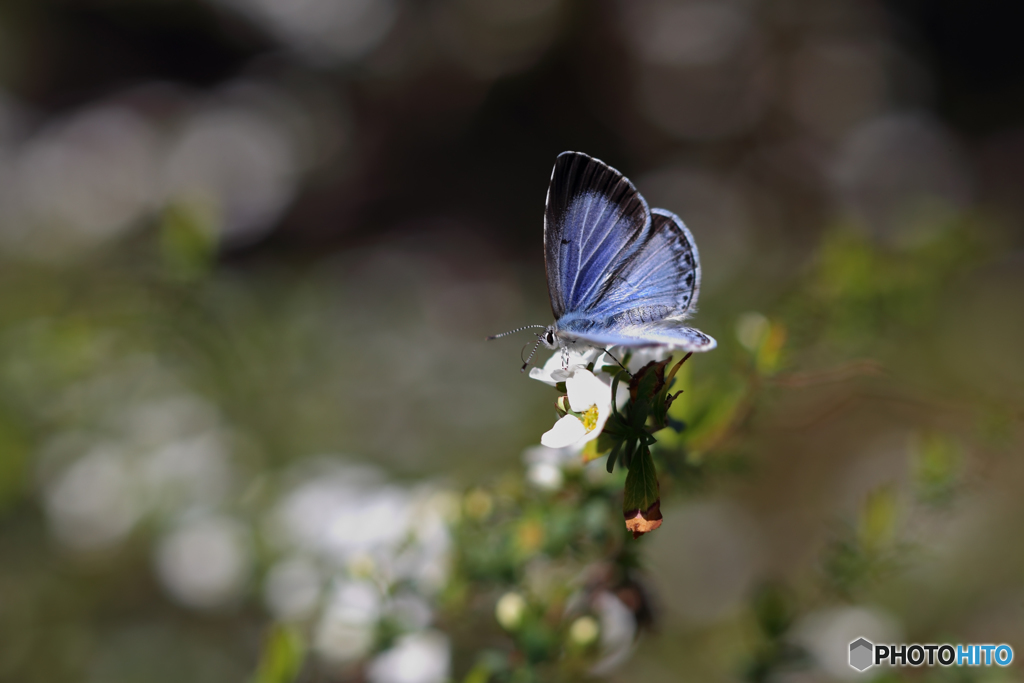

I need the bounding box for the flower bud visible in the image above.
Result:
[495,592,527,631]
[568,616,599,647]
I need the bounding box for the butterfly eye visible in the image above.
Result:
[546,330,555,346]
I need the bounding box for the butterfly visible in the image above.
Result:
[491,151,716,369]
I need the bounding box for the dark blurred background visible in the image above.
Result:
[1,1,1023,682]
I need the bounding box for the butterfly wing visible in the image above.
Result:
[545,152,712,352]
[544,151,651,319]
[558,322,717,352]
[584,208,702,325]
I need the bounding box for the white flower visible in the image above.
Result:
[44,444,141,551]
[528,347,600,386]
[268,460,412,564]
[523,445,581,491]
[263,556,322,621]
[526,461,564,490]
[540,369,613,449]
[794,606,901,681]
[590,591,638,675]
[154,515,251,610]
[315,580,381,663]
[367,630,450,683]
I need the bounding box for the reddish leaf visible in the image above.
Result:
[624,500,663,539]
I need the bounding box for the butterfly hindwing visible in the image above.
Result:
[559,322,717,352]
[586,208,701,324]
[544,152,651,319]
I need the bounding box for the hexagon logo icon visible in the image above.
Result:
[850,637,874,671]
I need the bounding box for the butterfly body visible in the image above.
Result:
[540,151,716,357]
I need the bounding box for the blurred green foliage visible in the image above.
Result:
[253,626,306,683]
[0,203,1022,683]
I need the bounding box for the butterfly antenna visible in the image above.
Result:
[487,324,547,341]
[521,337,543,372]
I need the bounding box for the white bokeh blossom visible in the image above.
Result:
[366,630,450,683]
[264,556,323,621]
[540,369,613,449]
[154,514,251,610]
[266,459,452,593]
[590,591,638,675]
[523,444,583,491]
[315,579,382,663]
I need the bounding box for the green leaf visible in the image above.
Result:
[251,624,305,683]
[665,352,692,384]
[629,360,667,403]
[650,353,693,430]
[610,374,622,417]
[0,410,29,513]
[621,438,636,469]
[623,445,662,538]
[159,202,217,280]
[623,445,658,512]
[858,486,898,553]
[752,582,795,639]
[600,411,628,440]
[606,440,622,473]
[584,426,622,464]
[628,360,669,430]
[913,433,963,506]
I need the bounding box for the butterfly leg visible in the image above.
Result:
[598,347,632,378]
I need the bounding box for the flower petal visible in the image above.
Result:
[566,370,612,413]
[541,415,587,449]
[528,349,600,386]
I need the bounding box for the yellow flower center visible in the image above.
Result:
[580,404,599,432]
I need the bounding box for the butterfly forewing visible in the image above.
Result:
[544,152,650,319]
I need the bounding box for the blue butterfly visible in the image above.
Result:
[492,151,716,368]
